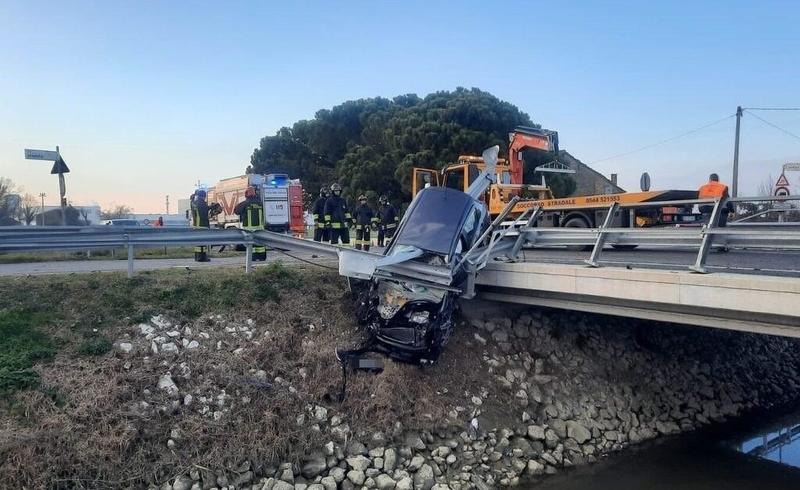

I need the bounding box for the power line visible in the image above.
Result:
[744,107,800,111]
[590,114,735,164]
[745,110,800,142]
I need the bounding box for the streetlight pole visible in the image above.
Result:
[732,106,743,197]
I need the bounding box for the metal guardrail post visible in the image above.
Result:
[584,202,619,267]
[245,241,253,274]
[126,235,135,278]
[690,198,724,273]
[510,206,542,260]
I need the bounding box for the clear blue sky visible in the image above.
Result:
[2,0,799,212]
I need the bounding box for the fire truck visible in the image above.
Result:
[206,173,305,234]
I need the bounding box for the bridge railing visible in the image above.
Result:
[486,195,800,273]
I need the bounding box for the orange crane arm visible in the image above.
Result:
[508,127,559,185]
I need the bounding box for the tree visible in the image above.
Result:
[249,88,543,206]
[17,194,38,225]
[101,205,133,220]
[0,177,21,225]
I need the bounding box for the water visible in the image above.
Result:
[532,408,800,490]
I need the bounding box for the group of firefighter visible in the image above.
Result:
[189,182,399,262]
[311,183,399,251]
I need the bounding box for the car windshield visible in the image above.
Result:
[392,187,473,255]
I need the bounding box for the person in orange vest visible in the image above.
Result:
[697,173,732,227]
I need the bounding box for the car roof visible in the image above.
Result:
[391,187,474,255]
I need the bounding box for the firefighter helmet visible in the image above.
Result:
[245,186,257,198]
[358,194,367,201]
[330,183,342,195]
[379,195,388,204]
[195,189,207,200]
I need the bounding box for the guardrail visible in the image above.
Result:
[479,196,800,273]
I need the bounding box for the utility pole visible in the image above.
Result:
[166,195,170,214]
[56,146,67,225]
[732,106,743,197]
[38,192,46,226]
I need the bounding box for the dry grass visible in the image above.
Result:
[0,265,491,488]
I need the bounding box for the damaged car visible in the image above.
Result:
[354,185,489,362]
[344,146,501,364]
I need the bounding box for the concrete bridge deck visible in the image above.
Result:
[476,261,800,337]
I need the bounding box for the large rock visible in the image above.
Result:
[330,467,346,483]
[413,464,434,490]
[172,475,192,490]
[407,455,425,472]
[383,448,397,471]
[272,481,294,490]
[566,421,591,444]
[347,470,366,486]
[375,474,397,490]
[396,477,413,490]
[527,425,546,440]
[320,476,337,490]
[346,455,371,471]
[157,374,179,397]
[301,453,327,478]
[526,460,545,476]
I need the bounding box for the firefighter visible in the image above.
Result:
[312,186,330,242]
[190,189,211,262]
[324,182,352,245]
[377,195,399,247]
[698,173,732,227]
[234,186,267,261]
[352,194,377,251]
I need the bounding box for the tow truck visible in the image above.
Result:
[411,127,701,231]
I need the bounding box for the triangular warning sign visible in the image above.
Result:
[775,172,790,187]
[50,156,70,174]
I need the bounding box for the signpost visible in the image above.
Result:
[24,146,70,226]
[774,172,791,201]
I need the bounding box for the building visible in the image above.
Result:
[558,151,625,196]
[35,204,101,226]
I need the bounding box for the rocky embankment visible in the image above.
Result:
[140,306,800,490]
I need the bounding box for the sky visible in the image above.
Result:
[1,0,799,213]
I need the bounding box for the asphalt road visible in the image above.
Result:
[1,247,798,278]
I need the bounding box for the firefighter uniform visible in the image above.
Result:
[353,198,377,251]
[324,185,351,245]
[377,199,399,247]
[191,190,211,262]
[234,192,267,261]
[312,190,330,242]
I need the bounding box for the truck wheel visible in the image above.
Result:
[563,216,592,251]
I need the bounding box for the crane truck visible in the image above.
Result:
[412,127,700,231]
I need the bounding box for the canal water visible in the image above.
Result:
[533,406,800,490]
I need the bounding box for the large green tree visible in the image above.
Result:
[249,88,571,204]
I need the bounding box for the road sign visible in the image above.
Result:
[775,186,790,198]
[784,163,800,172]
[24,148,59,161]
[50,156,70,174]
[776,172,790,187]
[640,172,651,192]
